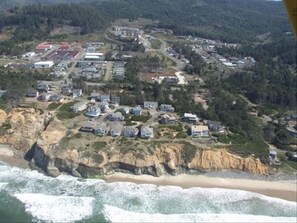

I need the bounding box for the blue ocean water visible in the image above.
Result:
[0,161,296,223]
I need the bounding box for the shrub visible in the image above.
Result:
[182,142,197,162]
[47,102,61,110]
[92,141,107,149]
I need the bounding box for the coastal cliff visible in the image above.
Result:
[0,108,268,177]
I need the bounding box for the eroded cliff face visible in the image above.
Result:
[0,108,268,177]
[34,143,268,178]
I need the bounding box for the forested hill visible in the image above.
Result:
[0,0,291,43]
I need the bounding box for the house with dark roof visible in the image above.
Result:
[207,120,225,133]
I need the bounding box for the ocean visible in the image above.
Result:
[0,161,296,223]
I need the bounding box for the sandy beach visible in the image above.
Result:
[1,154,296,202]
[105,172,297,202]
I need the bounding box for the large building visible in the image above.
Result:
[34,61,54,69]
[191,125,209,137]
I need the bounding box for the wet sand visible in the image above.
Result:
[1,154,296,202]
[105,173,297,202]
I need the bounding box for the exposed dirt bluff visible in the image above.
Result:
[0,108,268,177]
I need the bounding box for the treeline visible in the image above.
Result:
[224,63,297,109]
[0,0,291,47]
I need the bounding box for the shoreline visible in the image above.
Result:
[0,155,296,202]
[104,172,297,202]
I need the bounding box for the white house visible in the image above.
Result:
[191,125,209,137]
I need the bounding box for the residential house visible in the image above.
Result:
[110,123,123,137]
[79,122,95,133]
[191,125,209,137]
[71,102,87,113]
[0,90,7,98]
[159,114,177,124]
[61,84,72,96]
[49,94,64,102]
[144,101,158,109]
[36,83,49,92]
[108,112,125,122]
[72,89,82,98]
[123,126,139,138]
[141,126,154,139]
[121,107,131,114]
[26,89,39,97]
[97,101,109,113]
[111,96,121,105]
[159,104,175,112]
[85,106,101,118]
[130,106,142,116]
[207,120,225,133]
[183,113,199,123]
[100,95,110,102]
[162,77,179,85]
[37,93,51,102]
[94,123,109,136]
[90,92,100,101]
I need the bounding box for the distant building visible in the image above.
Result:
[72,89,82,98]
[162,77,179,85]
[97,101,109,113]
[130,106,142,116]
[121,107,131,114]
[159,114,177,124]
[35,43,53,51]
[108,112,125,122]
[159,104,175,112]
[94,123,109,136]
[79,122,95,133]
[123,126,139,138]
[207,120,225,133]
[71,102,87,113]
[34,61,54,69]
[37,93,51,102]
[143,101,158,109]
[90,92,100,100]
[111,96,121,105]
[22,52,35,58]
[0,90,7,98]
[26,89,39,98]
[183,113,199,123]
[85,106,101,118]
[141,126,154,139]
[49,94,64,102]
[100,95,110,102]
[191,125,209,137]
[36,83,49,92]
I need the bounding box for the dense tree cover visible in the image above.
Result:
[122,42,145,52]
[223,64,297,109]
[172,42,206,75]
[0,0,291,48]
[217,35,296,66]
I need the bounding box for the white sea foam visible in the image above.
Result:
[103,204,297,223]
[14,193,94,222]
[0,182,8,190]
